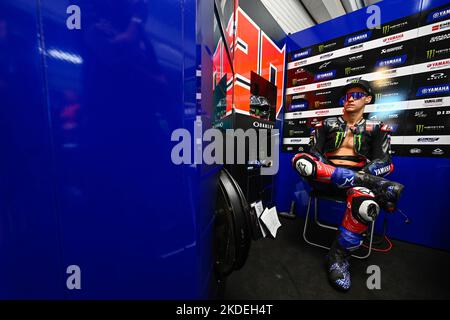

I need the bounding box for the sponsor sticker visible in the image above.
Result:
[381,45,404,54]
[314,70,336,81]
[375,55,407,68]
[432,148,445,155]
[427,7,450,23]
[345,31,372,46]
[382,33,404,44]
[426,60,450,70]
[416,84,450,97]
[293,48,312,60]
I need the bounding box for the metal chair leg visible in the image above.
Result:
[303,195,330,251]
[314,196,338,231]
[302,193,374,259]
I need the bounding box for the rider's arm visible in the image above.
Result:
[308,121,328,163]
[361,123,393,177]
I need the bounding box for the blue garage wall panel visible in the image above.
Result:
[0,1,63,298]
[276,0,450,251]
[1,0,217,299]
[38,0,215,299]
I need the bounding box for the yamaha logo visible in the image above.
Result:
[383,33,404,43]
[427,60,450,69]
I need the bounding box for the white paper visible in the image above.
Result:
[259,206,282,238]
[251,201,267,237]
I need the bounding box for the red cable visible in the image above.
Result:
[362,235,393,253]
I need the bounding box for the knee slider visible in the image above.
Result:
[348,187,380,224]
[292,153,316,177]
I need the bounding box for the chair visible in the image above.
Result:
[302,189,375,259]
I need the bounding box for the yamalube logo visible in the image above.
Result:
[424,98,444,106]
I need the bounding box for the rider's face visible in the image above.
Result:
[343,87,372,113]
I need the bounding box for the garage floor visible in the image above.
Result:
[224,217,450,299]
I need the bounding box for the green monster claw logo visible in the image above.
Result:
[335,132,345,148]
[355,134,362,151]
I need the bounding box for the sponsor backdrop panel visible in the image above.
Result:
[283,0,450,158]
[276,0,450,251]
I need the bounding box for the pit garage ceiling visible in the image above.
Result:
[260,0,383,34]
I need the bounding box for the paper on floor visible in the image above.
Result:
[260,206,281,238]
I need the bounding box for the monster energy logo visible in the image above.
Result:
[315,101,320,108]
[319,45,324,52]
[426,49,436,59]
[345,67,352,75]
[335,131,345,148]
[375,93,382,100]
[416,124,424,133]
[382,25,390,34]
[354,134,362,151]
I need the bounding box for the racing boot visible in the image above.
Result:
[326,237,352,291]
